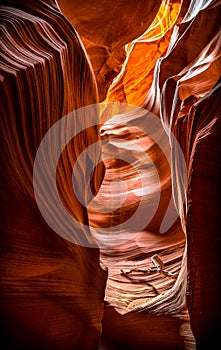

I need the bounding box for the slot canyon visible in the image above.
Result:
[0,1,220,349]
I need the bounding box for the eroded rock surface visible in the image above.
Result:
[1,0,220,349]
[0,1,107,349]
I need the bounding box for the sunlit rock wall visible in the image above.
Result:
[144,1,221,347]
[58,0,162,101]
[1,0,220,349]
[60,0,221,347]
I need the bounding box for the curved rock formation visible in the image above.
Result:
[105,0,183,106]
[58,0,162,101]
[144,1,221,347]
[0,1,107,349]
[1,0,220,349]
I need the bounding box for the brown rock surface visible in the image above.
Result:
[1,0,220,349]
[151,2,221,347]
[0,1,107,349]
[58,0,162,101]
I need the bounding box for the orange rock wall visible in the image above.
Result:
[1,0,220,348]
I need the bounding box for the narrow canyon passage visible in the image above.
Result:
[89,110,186,314]
[87,108,195,348]
[1,0,220,349]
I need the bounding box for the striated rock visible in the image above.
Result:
[0,1,107,349]
[144,0,221,347]
[106,0,182,106]
[1,0,220,349]
[85,0,220,347]
[88,108,186,316]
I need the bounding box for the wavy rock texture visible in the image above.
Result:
[0,1,107,349]
[144,1,221,348]
[58,0,162,101]
[105,0,183,106]
[1,0,221,349]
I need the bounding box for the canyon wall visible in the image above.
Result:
[0,1,107,349]
[1,0,220,349]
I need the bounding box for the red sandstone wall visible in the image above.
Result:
[1,0,220,349]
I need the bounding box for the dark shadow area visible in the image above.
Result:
[99,303,185,350]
